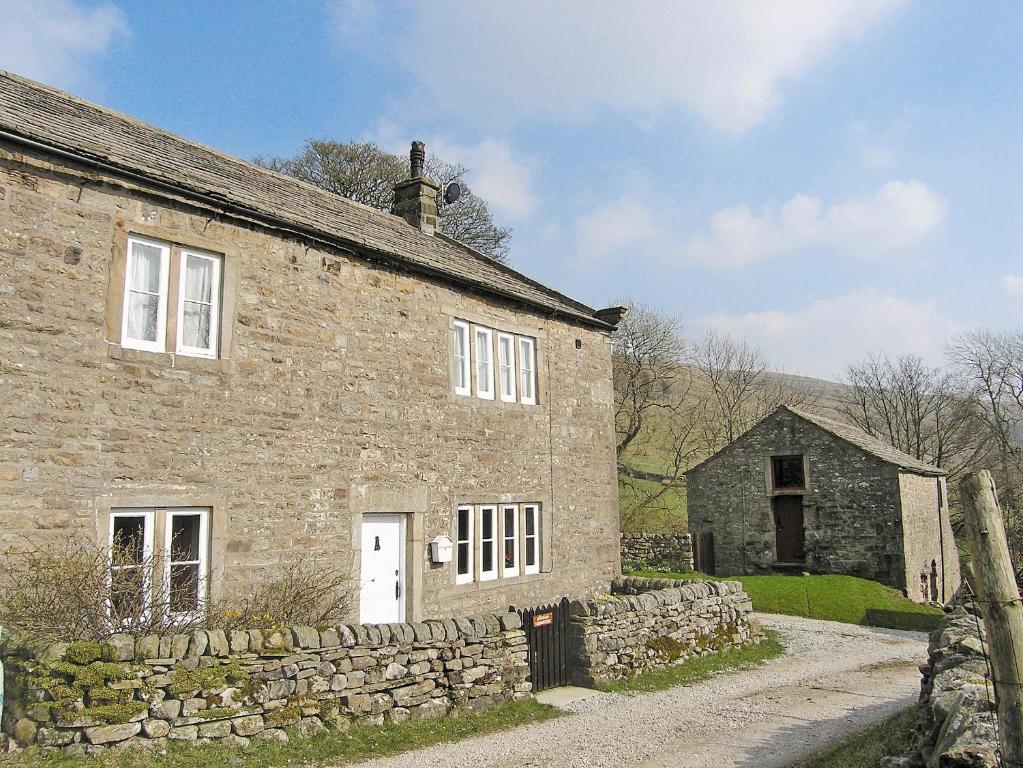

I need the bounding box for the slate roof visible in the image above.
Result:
[0,71,611,329]
[783,406,946,476]
[687,404,946,477]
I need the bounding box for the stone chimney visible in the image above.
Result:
[392,140,440,235]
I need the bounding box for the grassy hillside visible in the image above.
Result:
[628,571,944,631]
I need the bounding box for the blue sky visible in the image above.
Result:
[2,0,1021,378]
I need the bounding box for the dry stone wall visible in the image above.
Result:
[620,533,694,571]
[569,577,758,685]
[884,603,1000,768]
[1,612,528,754]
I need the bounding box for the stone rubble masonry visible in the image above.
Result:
[0,140,621,620]
[1,612,530,754]
[1,580,757,753]
[620,533,694,571]
[568,577,758,685]
[882,603,999,768]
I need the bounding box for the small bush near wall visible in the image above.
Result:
[1,614,528,753]
[569,576,758,685]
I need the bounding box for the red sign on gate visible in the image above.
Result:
[532,612,554,628]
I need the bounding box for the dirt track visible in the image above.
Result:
[354,613,928,768]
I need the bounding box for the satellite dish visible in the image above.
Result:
[444,182,463,205]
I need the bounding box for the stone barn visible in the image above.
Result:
[687,406,960,603]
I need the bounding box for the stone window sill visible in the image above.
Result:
[106,342,235,374]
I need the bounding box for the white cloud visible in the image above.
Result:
[0,0,127,88]
[332,0,906,134]
[703,289,961,377]
[1003,274,1023,299]
[680,180,946,267]
[573,197,659,262]
[427,137,538,221]
[571,180,945,268]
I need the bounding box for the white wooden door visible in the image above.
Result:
[359,515,405,624]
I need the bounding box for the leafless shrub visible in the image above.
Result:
[0,538,355,645]
[207,558,354,632]
[0,534,202,644]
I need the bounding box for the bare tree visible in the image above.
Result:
[839,353,989,485]
[693,330,820,452]
[612,304,706,530]
[256,139,511,261]
[948,329,1023,580]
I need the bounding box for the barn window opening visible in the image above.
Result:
[771,455,805,490]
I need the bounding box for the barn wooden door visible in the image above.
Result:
[773,496,805,563]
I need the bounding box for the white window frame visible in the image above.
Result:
[452,320,471,397]
[523,503,540,575]
[479,505,498,581]
[518,337,536,405]
[164,507,211,618]
[474,326,495,400]
[501,504,519,578]
[176,249,223,359]
[108,508,156,624]
[455,504,474,585]
[497,333,517,403]
[121,236,170,353]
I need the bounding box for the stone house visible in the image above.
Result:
[0,71,624,625]
[687,406,960,602]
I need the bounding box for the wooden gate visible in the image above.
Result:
[521,597,570,692]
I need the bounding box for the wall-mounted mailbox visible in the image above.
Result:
[429,534,454,564]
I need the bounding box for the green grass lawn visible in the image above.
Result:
[786,705,918,768]
[627,571,944,631]
[6,699,559,768]
[598,630,785,694]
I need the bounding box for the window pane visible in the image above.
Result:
[183,255,214,302]
[482,542,493,572]
[525,512,535,536]
[169,564,199,613]
[504,508,516,569]
[457,507,470,542]
[130,243,162,293]
[457,542,469,575]
[772,455,805,488]
[182,300,212,349]
[519,339,535,399]
[453,326,465,357]
[171,515,201,562]
[126,291,160,342]
[482,509,493,539]
[112,517,146,565]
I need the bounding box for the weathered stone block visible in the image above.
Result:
[84,722,141,745]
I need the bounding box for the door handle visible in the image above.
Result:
[395,581,401,599]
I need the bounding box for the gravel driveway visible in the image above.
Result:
[354,614,928,768]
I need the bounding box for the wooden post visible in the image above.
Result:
[959,470,1023,767]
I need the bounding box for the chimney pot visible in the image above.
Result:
[410,140,425,179]
[392,140,440,235]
